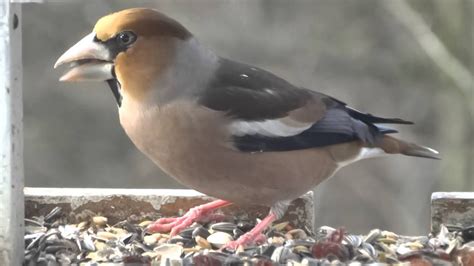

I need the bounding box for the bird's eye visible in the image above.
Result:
[116,31,137,46]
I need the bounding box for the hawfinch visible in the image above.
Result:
[54,8,439,249]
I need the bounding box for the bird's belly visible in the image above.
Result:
[119,101,339,206]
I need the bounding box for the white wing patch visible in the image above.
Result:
[337,147,386,168]
[229,119,312,137]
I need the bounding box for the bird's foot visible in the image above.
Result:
[147,199,231,236]
[222,212,276,250]
[222,232,267,250]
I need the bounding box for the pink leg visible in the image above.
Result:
[222,212,277,250]
[147,199,232,236]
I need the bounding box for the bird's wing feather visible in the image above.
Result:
[199,58,409,152]
[199,58,312,121]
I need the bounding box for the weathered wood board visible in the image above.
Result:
[25,188,314,230]
[432,192,474,233]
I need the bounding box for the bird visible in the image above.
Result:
[54,8,439,249]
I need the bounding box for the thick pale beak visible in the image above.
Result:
[54,32,114,82]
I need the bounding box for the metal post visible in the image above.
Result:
[0,1,24,265]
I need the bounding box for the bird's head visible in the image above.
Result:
[54,8,192,105]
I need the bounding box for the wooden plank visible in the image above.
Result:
[25,188,314,230]
[431,192,474,233]
[0,2,23,265]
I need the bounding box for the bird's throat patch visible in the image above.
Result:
[107,79,122,107]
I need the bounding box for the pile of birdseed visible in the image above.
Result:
[24,207,474,265]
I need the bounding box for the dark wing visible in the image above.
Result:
[199,58,411,152]
[199,58,311,121]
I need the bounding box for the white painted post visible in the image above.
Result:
[0,1,23,265]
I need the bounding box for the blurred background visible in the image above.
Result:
[23,0,472,235]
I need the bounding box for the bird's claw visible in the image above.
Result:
[147,206,204,236]
[147,200,231,236]
[222,233,267,251]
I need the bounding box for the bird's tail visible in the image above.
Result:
[377,135,440,160]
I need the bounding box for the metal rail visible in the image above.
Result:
[0,1,23,265]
